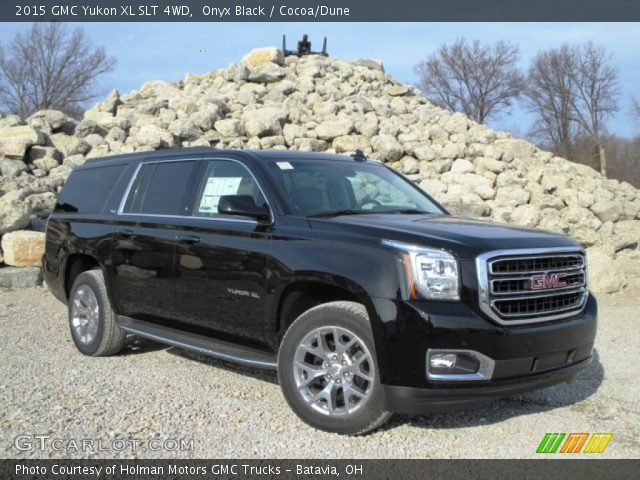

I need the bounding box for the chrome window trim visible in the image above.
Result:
[476,247,588,326]
[426,349,495,381]
[116,156,274,225]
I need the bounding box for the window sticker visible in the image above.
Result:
[276,161,294,170]
[197,176,242,213]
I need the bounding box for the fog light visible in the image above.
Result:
[427,349,495,381]
[429,353,458,372]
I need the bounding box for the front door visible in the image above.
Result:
[172,159,272,342]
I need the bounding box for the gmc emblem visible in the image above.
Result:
[530,273,567,290]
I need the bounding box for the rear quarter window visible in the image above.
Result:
[56,164,127,214]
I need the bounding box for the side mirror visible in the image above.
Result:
[218,195,270,222]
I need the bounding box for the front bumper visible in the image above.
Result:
[384,356,590,414]
[371,293,598,413]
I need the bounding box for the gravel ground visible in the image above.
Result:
[0,286,638,459]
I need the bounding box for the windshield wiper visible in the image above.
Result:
[388,209,433,215]
[307,209,369,218]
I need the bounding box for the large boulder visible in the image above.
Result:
[0,126,46,159]
[1,230,45,267]
[0,158,28,178]
[241,47,285,67]
[242,107,286,137]
[0,191,32,235]
[27,110,69,133]
[0,266,43,288]
[587,248,626,294]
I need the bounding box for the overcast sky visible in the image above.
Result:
[1,22,638,137]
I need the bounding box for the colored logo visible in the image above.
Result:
[530,273,567,290]
[536,432,613,454]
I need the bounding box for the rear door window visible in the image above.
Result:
[123,161,197,216]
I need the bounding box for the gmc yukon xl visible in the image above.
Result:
[44,148,597,434]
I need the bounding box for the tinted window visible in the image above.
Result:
[56,164,126,214]
[265,160,444,216]
[193,160,266,217]
[124,161,197,215]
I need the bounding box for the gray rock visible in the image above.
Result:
[242,107,286,137]
[587,248,626,294]
[315,119,354,141]
[355,59,385,72]
[388,85,410,97]
[27,110,69,133]
[241,47,285,66]
[0,191,31,234]
[168,117,201,141]
[214,119,244,137]
[0,126,46,159]
[371,135,403,161]
[247,63,286,83]
[0,266,43,288]
[75,119,101,138]
[450,159,475,174]
[0,158,27,178]
[27,192,57,217]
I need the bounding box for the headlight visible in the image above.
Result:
[382,240,460,301]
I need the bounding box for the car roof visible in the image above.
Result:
[81,147,365,169]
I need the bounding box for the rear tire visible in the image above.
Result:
[68,270,126,357]
[278,301,392,435]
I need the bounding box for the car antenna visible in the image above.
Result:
[352,150,367,162]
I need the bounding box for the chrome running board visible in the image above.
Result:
[117,316,277,370]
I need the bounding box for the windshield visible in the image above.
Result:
[265,159,446,217]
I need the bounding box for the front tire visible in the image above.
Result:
[68,270,126,356]
[278,301,392,435]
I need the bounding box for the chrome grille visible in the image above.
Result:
[477,249,588,325]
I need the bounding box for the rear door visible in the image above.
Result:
[172,158,273,341]
[109,158,200,321]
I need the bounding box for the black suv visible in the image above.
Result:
[44,148,597,434]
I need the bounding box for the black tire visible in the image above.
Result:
[68,270,126,357]
[278,301,392,435]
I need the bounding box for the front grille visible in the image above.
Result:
[490,254,584,275]
[477,250,588,325]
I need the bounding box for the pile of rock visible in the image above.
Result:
[0,46,638,292]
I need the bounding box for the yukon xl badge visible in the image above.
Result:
[227,288,261,299]
[530,273,567,290]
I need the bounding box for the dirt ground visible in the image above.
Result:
[0,286,638,459]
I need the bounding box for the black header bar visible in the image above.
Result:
[3,0,640,22]
[2,459,639,480]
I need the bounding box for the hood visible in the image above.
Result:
[308,214,581,259]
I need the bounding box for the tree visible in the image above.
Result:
[525,45,579,161]
[0,23,116,118]
[414,39,525,124]
[632,96,640,124]
[525,43,619,175]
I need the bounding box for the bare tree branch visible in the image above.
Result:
[631,96,640,125]
[525,42,619,174]
[414,39,525,124]
[0,23,115,118]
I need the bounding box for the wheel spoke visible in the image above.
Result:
[334,334,356,356]
[317,331,332,358]
[295,362,326,389]
[344,384,367,400]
